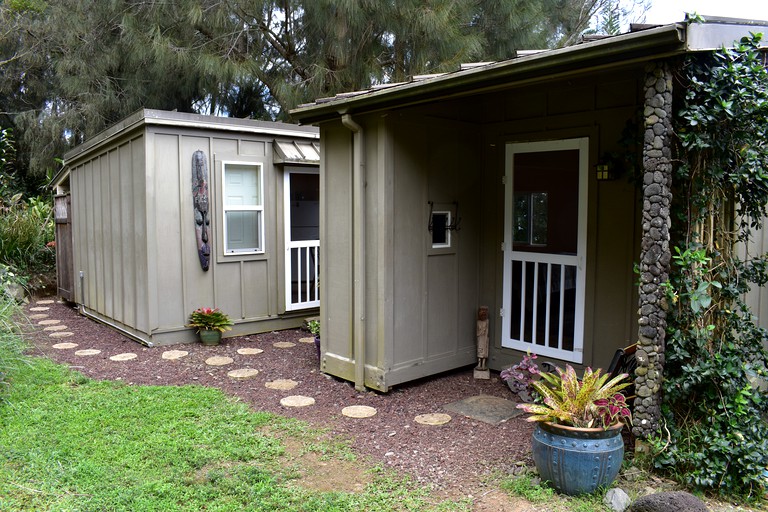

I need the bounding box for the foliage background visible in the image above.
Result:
[0,0,647,188]
[658,34,768,498]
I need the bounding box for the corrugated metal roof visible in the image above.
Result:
[273,140,320,165]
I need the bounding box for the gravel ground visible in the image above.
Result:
[23,298,535,501]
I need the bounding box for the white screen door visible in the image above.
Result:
[284,170,320,311]
[502,138,588,363]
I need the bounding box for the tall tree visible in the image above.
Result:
[1,0,645,180]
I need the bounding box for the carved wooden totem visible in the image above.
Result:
[192,150,211,271]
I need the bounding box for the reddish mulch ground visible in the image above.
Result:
[23,299,535,501]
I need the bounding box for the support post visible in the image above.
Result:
[634,61,673,439]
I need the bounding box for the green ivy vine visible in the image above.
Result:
[658,33,768,498]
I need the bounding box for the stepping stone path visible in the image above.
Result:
[38,319,61,326]
[227,368,259,380]
[205,356,233,366]
[36,300,54,304]
[49,331,74,338]
[273,341,296,349]
[298,337,316,344]
[110,353,137,361]
[29,314,49,320]
[161,350,188,360]
[75,349,101,356]
[29,307,50,312]
[237,347,263,355]
[280,395,315,407]
[265,379,298,390]
[414,413,452,426]
[44,325,67,331]
[52,342,78,350]
[342,405,377,418]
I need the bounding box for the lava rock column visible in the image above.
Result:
[633,61,673,439]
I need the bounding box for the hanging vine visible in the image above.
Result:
[657,33,768,498]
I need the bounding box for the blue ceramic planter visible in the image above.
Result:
[531,421,624,495]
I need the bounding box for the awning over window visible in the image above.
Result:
[273,140,320,165]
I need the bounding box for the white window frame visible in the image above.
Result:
[222,161,265,255]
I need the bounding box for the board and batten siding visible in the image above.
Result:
[145,128,287,344]
[67,118,313,346]
[741,223,768,346]
[316,66,646,390]
[319,113,480,391]
[70,134,149,336]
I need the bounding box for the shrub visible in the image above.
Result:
[0,195,55,282]
[660,33,768,498]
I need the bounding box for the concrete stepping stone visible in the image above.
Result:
[29,306,50,312]
[298,337,316,344]
[265,378,298,391]
[273,341,296,349]
[52,342,78,349]
[280,395,315,407]
[38,319,61,326]
[227,368,259,380]
[36,300,55,305]
[44,325,67,331]
[414,413,452,426]
[161,350,189,360]
[443,394,522,425]
[205,356,234,366]
[29,314,49,320]
[49,331,74,338]
[75,349,101,356]
[342,405,377,418]
[237,347,264,355]
[110,353,137,361]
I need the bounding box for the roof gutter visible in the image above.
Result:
[291,24,686,124]
[341,113,367,391]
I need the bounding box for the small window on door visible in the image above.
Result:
[513,192,547,246]
[431,211,451,248]
[223,162,264,254]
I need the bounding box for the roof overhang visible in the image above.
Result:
[291,19,768,125]
[62,109,319,167]
[53,109,320,188]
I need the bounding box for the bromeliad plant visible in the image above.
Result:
[516,365,632,429]
[187,307,233,333]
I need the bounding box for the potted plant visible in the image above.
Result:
[188,307,233,345]
[516,364,632,495]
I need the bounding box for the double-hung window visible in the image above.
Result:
[223,162,264,254]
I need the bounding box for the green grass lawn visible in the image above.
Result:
[0,358,463,511]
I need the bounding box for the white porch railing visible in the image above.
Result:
[503,251,584,362]
[286,241,320,311]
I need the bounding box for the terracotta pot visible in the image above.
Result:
[531,421,624,495]
[198,329,222,346]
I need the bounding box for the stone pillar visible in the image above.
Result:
[634,61,673,439]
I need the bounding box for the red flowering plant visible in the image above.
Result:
[187,307,233,333]
[516,364,632,429]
